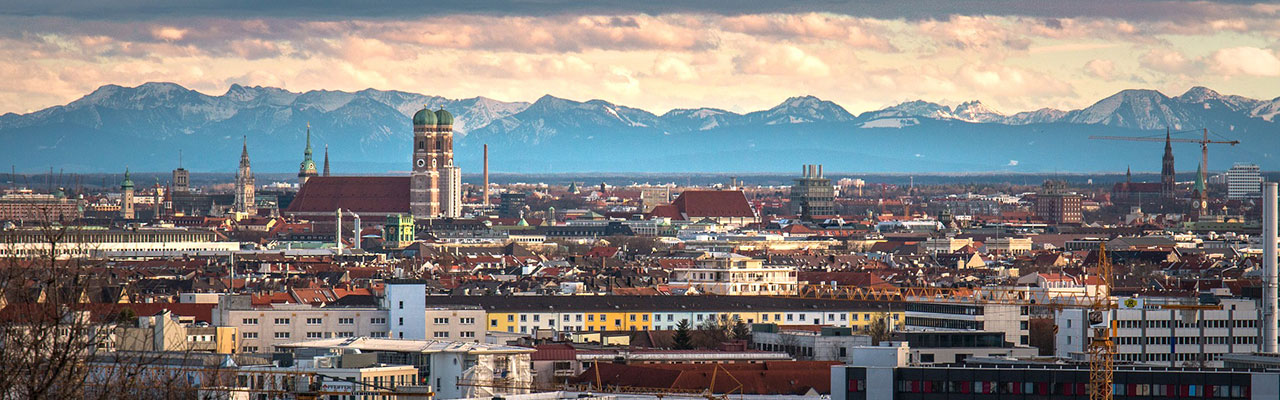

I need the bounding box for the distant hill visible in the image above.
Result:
[1,83,1277,174]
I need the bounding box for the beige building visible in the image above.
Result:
[920,237,973,254]
[985,237,1032,255]
[214,295,391,354]
[668,252,798,295]
[115,310,238,354]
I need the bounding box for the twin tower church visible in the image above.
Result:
[280,106,462,224]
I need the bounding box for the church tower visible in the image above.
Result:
[1161,129,1175,199]
[234,137,257,216]
[298,123,319,186]
[120,168,135,219]
[410,106,460,219]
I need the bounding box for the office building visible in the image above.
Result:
[1228,163,1262,200]
[790,164,834,219]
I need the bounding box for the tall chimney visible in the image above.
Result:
[335,208,344,254]
[483,144,490,206]
[802,165,807,178]
[352,212,362,251]
[1264,182,1278,353]
[818,164,823,178]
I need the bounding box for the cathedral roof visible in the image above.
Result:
[286,176,410,214]
[413,107,436,126]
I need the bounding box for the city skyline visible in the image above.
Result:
[0,1,1277,116]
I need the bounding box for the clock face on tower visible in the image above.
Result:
[416,159,426,168]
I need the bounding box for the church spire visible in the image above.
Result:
[304,122,313,159]
[240,137,251,169]
[323,145,330,176]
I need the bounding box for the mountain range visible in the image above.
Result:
[2,82,1278,175]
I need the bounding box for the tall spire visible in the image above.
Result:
[1160,128,1175,199]
[1126,165,1131,183]
[323,145,330,176]
[240,136,251,168]
[304,122,313,159]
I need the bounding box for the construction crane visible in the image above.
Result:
[1089,128,1239,199]
[790,244,1220,400]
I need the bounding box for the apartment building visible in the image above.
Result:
[1056,297,1261,367]
[398,295,902,335]
[904,302,1030,346]
[667,252,799,295]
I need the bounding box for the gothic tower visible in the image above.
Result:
[120,168,135,219]
[298,123,319,186]
[234,137,257,216]
[1161,129,1175,199]
[172,149,189,193]
[323,145,330,177]
[410,106,459,219]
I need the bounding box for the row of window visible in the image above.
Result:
[242,331,355,339]
[1115,319,1255,329]
[431,331,477,338]
[242,317,382,326]
[433,317,476,324]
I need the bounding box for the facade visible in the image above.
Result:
[832,364,1280,400]
[297,124,319,186]
[498,192,527,218]
[172,166,189,193]
[1056,298,1262,367]
[1034,181,1082,224]
[0,191,81,222]
[651,190,759,226]
[905,303,1029,347]
[385,280,488,342]
[120,169,135,219]
[384,214,415,248]
[1227,163,1262,200]
[440,165,461,218]
[920,237,973,254]
[0,227,237,258]
[985,237,1032,254]
[436,295,902,335]
[233,139,256,216]
[790,164,835,219]
[639,187,671,212]
[410,107,459,220]
[752,325,872,363]
[238,357,420,400]
[668,252,799,295]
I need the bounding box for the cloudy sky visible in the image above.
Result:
[1,1,1278,115]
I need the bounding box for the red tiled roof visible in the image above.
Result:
[649,204,683,220]
[286,176,409,214]
[671,190,755,218]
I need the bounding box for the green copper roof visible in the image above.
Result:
[121,169,134,189]
[413,107,436,126]
[434,108,453,126]
[1194,163,1206,193]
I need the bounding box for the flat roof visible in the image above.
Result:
[275,337,534,355]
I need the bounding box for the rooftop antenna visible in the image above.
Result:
[179,149,184,169]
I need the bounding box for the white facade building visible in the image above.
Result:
[1056,298,1262,367]
[667,252,798,295]
[1228,163,1263,200]
[904,303,1030,346]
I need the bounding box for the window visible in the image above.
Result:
[434,318,450,324]
[242,318,258,325]
[460,317,475,324]
[599,314,606,321]
[563,315,571,322]
[576,315,583,322]
[399,317,404,326]
[306,332,323,339]
[306,318,322,325]
[642,315,649,322]
[336,331,354,338]
[533,315,540,322]
[520,315,527,322]
[371,331,388,338]
[434,332,450,338]
[274,332,290,339]
[242,346,259,353]
[242,332,258,339]
[491,319,498,327]
[508,315,515,322]
[274,318,290,325]
[399,301,404,309]
[630,315,636,322]
[587,315,595,322]
[787,314,794,321]
[371,317,387,324]
[338,318,354,325]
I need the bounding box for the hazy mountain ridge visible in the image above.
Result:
[2,83,1278,173]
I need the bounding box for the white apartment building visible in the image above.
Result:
[920,237,973,254]
[905,302,1030,346]
[1227,163,1263,200]
[667,252,798,295]
[386,280,487,341]
[0,227,240,258]
[213,293,485,354]
[1056,298,1262,367]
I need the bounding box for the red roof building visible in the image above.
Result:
[658,190,759,225]
[284,176,410,225]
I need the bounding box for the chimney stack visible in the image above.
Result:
[335,209,344,254]
[483,144,490,206]
[818,164,823,178]
[1265,182,1278,353]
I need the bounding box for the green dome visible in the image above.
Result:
[434,109,453,126]
[412,107,436,126]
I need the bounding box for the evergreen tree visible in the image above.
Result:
[672,319,693,349]
[730,318,751,340]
